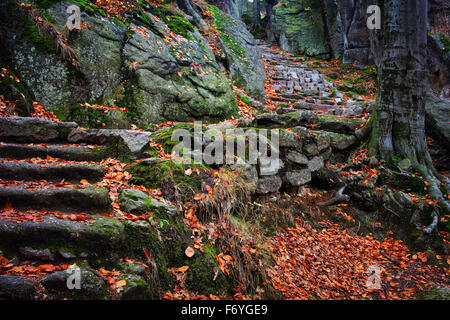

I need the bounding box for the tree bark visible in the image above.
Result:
[177,0,208,30]
[266,0,277,42]
[369,0,449,209]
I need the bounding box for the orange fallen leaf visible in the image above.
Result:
[193,194,203,201]
[114,279,127,289]
[143,248,150,259]
[185,246,195,258]
[177,265,189,273]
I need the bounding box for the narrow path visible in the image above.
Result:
[257,40,365,119]
[256,42,449,300]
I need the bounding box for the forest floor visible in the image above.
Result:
[0,36,449,300]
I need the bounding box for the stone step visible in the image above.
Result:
[0,215,129,268]
[294,101,333,111]
[0,143,108,161]
[269,96,297,103]
[0,161,104,182]
[280,93,306,100]
[0,187,111,213]
[0,117,77,143]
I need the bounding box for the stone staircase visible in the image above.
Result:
[257,40,365,117]
[0,117,161,299]
[0,117,112,214]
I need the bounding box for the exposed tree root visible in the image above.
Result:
[318,186,350,206]
[410,205,440,235]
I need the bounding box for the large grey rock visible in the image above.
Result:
[330,133,357,150]
[0,1,238,127]
[273,0,330,57]
[209,6,266,99]
[425,91,450,145]
[308,156,324,172]
[118,189,178,216]
[68,129,152,154]
[303,143,319,157]
[316,133,331,151]
[257,175,283,194]
[254,111,318,128]
[0,117,77,142]
[42,267,108,299]
[283,169,312,186]
[279,130,303,149]
[286,151,309,165]
[122,21,238,124]
[0,275,37,300]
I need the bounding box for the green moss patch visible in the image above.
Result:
[129,158,211,202]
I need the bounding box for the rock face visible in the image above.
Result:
[323,0,345,59]
[0,117,77,142]
[427,34,450,96]
[425,91,450,145]
[68,128,152,154]
[118,189,178,216]
[0,275,36,299]
[208,5,266,99]
[270,0,374,64]
[273,0,330,58]
[42,267,108,300]
[0,1,239,127]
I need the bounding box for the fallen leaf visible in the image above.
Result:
[178,265,189,273]
[185,246,195,258]
[115,279,127,289]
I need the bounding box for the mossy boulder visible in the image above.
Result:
[273,0,330,57]
[0,1,238,128]
[42,267,109,300]
[117,274,152,300]
[129,158,211,202]
[151,123,197,155]
[0,211,234,297]
[329,132,357,150]
[118,189,178,216]
[415,286,450,300]
[207,4,266,99]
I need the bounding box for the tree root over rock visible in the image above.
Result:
[318,186,350,206]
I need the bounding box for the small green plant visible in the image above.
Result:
[148,216,170,229]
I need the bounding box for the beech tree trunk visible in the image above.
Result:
[369,0,449,209]
[177,0,208,30]
[266,0,277,42]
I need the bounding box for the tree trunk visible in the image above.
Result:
[369,0,449,209]
[177,0,208,30]
[266,0,277,42]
